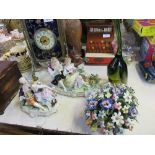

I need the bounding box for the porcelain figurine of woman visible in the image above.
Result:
[48,57,67,92]
[73,75,85,89]
[63,57,85,89]
[19,77,46,111]
[63,57,76,76]
[31,81,57,110]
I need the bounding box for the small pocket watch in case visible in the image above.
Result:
[22,19,66,65]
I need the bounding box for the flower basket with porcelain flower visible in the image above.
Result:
[85,82,138,135]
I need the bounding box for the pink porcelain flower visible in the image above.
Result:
[113,102,122,110]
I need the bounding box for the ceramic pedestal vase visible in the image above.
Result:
[107,19,128,84]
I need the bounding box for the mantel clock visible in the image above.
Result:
[22,19,66,66]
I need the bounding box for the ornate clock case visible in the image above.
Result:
[22,19,66,66]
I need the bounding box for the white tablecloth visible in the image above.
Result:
[0,62,155,134]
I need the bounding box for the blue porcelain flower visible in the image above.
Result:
[99,98,114,110]
[87,98,98,110]
[129,106,138,118]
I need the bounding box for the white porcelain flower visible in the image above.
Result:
[103,83,111,92]
[123,91,132,103]
[122,105,130,114]
[125,118,133,127]
[113,94,119,101]
[98,110,106,118]
[85,111,91,117]
[111,112,124,126]
[98,93,104,99]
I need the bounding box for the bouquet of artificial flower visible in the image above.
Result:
[85,82,138,135]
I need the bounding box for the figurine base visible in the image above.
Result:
[20,103,58,118]
[50,78,108,97]
[50,84,87,97]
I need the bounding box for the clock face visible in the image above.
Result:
[34,28,56,50]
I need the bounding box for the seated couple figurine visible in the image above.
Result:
[19,77,58,117]
[48,57,86,92]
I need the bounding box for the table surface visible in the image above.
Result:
[0,62,155,135]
